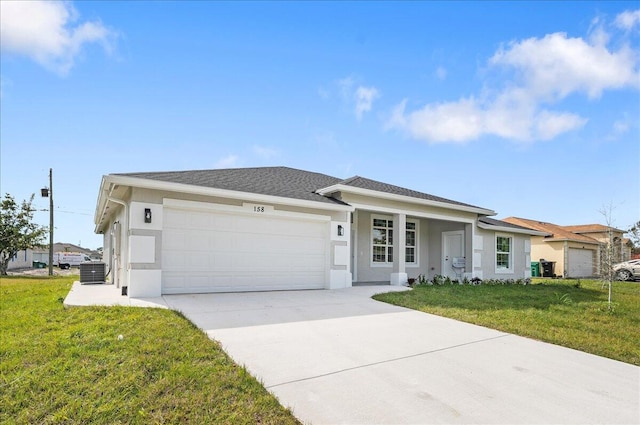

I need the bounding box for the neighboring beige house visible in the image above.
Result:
[563,224,631,262]
[503,218,628,278]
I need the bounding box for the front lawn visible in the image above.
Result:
[374,279,640,366]
[0,276,299,424]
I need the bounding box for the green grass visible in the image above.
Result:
[0,276,300,424]
[374,279,640,366]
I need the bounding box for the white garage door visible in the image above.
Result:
[162,207,329,294]
[568,248,594,278]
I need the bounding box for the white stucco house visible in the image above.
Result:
[7,249,34,270]
[94,166,543,297]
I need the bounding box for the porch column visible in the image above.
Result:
[391,213,407,285]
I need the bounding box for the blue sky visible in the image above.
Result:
[1,1,639,250]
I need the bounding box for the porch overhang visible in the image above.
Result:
[347,201,478,224]
[477,221,549,236]
[315,184,495,216]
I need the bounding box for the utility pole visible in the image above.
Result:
[40,168,54,276]
[48,168,53,276]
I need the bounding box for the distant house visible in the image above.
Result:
[93,166,544,298]
[563,224,631,262]
[503,218,628,278]
[32,243,102,264]
[7,249,34,270]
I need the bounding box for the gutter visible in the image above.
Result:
[477,221,549,236]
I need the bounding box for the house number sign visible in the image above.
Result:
[244,203,273,213]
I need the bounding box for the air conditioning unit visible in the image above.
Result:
[80,262,106,284]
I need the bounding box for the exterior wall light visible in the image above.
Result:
[337,225,344,236]
[144,208,152,223]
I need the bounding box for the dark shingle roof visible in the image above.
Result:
[114,166,488,210]
[337,176,485,210]
[116,167,346,205]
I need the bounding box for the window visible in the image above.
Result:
[371,217,418,265]
[372,218,393,263]
[406,222,417,264]
[496,235,512,272]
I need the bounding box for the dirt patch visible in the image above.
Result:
[7,267,78,277]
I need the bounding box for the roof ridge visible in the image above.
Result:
[338,175,362,185]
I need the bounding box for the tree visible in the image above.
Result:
[627,221,640,255]
[0,194,48,275]
[598,204,619,310]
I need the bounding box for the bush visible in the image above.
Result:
[413,275,531,286]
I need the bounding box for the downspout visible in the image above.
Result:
[563,241,569,278]
[107,196,129,291]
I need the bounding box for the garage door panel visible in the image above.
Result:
[162,207,328,293]
[164,230,186,250]
[568,249,594,278]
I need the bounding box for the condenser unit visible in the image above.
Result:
[79,262,106,284]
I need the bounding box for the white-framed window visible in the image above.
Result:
[495,234,513,273]
[405,221,418,265]
[371,216,418,266]
[372,217,393,264]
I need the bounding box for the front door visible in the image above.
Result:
[442,230,464,279]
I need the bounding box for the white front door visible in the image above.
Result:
[442,230,464,279]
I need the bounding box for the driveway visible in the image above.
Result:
[164,286,639,424]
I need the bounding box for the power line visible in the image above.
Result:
[36,209,92,216]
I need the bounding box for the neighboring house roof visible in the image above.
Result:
[33,243,100,256]
[502,217,600,244]
[563,224,625,234]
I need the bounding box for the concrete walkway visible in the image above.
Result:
[162,286,640,425]
[65,284,640,424]
[64,281,170,308]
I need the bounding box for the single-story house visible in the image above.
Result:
[94,167,544,297]
[502,217,627,278]
[562,224,631,262]
[32,243,103,264]
[7,249,34,270]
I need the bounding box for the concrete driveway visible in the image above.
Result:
[164,286,639,425]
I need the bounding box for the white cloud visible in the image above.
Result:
[613,119,630,134]
[605,117,633,141]
[387,20,638,144]
[389,97,587,144]
[0,0,115,75]
[252,145,278,159]
[533,110,587,141]
[354,86,379,120]
[490,32,638,100]
[338,76,355,101]
[334,76,379,120]
[615,9,640,31]
[435,66,447,80]
[213,155,239,169]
